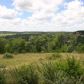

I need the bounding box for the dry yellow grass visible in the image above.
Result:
[0,53,50,68]
[0,53,84,68]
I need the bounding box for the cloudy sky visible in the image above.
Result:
[0,0,84,32]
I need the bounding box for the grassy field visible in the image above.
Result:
[0,53,84,84]
[0,53,49,68]
[0,53,84,68]
[0,33,15,37]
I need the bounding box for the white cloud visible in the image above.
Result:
[13,0,63,22]
[0,5,18,19]
[51,0,84,31]
[0,0,84,31]
[13,0,63,11]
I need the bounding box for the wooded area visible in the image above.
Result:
[0,31,84,53]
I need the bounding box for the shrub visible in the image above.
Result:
[41,61,84,84]
[0,64,6,68]
[76,44,84,53]
[0,70,6,84]
[3,53,13,59]
[65,56,83,78]
[48,53,61,60]
[12,65,39,84]
[41,62,65,84]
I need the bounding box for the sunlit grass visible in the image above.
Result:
[0,53,84,68]
[0,53,84,84]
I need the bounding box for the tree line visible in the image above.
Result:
[0,32,84,53]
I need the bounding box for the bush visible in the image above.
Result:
[65,56,83,78]
[0,59,83,84]
[41,62,65,84]
[76,44,84,53]
[12,65,39,84]
[41,61,84,84]
[0,64,6,68]
[0,70,6,84]
[3,53,13,59]
[48,53,61,60]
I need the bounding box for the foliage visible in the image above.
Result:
[48,53,61,60]
[0,70,6,84]
[76,44,84,53]
[0,32,84,53]
[0,64,6,68]
[41,60,84,84]
[0,55,84,84]
[41,62,64,84]
[65,56,83,78]
[0,38,7,53]
[6,38,26,53]
[12,65,39,84]
[3,53,13,59]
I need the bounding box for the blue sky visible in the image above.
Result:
[0,0,72,19]
[0,0,13,8]
[0,0,84,31]
[0,0,32,19]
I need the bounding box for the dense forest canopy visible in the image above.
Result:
[0,31,84,53]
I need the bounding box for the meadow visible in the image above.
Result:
[0,53,49,68]
[0,31,84,84]
[0,53,84,68]
[0,53,84,84]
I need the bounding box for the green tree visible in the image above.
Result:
[5,38,26,53]
[0,38,7,53]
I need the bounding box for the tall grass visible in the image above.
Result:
[0,55,84,84]
[0,69,6,84]
[11,65,39,84]
[47,53,62,60]
[41,56,84,84]
[41,62,65,84]
[65,56,83,78]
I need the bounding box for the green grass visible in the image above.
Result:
[0,33,15,37]
[0,53,84,84]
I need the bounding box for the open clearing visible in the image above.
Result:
[0,53,84,68]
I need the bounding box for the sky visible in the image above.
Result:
[0,0,84,32]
